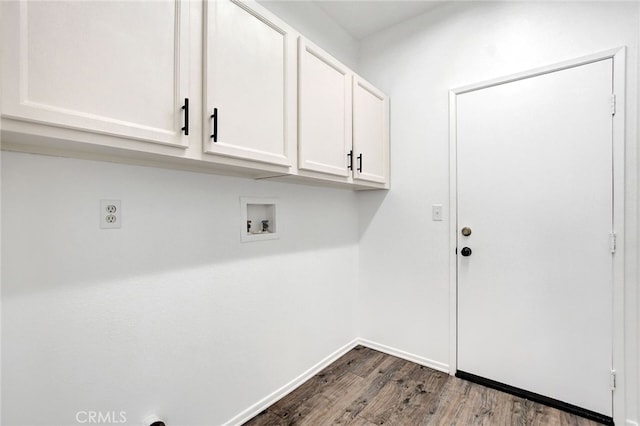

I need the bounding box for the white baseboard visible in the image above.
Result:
[223,338,359,426]
[357,338,450,374]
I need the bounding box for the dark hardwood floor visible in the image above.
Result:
[244,346,603,425]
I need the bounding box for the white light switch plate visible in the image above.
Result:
[432,204,443,221]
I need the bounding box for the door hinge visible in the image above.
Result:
[610,232,617,254]
[611,94,617,116]
[610,369,616,391]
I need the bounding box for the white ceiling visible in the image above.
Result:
[313,1,444,40]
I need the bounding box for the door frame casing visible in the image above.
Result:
[448,47,626,424]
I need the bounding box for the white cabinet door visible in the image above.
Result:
[298,38,351,177]
[353,75,389,185]
[1,0,190,148]
[204,0,294,167]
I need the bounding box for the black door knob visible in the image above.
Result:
[461,247,472,257]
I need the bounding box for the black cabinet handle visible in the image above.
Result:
[181,98,189,135]
[357,153,363,172]
[347,150,353,170]
[210,108,218,142]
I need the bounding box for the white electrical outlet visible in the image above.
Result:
[100,199,121,229]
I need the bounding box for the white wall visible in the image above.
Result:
[357,1,639,424]
[1,151,359,425]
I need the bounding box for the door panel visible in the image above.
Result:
[457,59,613,416]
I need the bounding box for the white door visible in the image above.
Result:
[203,0,294,166]
[298,38,352,177]
[456,59,614,417]
[353,76,389,185]
[1,0,189,147]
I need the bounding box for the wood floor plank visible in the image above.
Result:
[358,361,439,424]
[356,372,405,424]
[243,347,606,426]
[385,363,450,425]
[335,354,407,422]
[271,371,364,423]
[349,415,380,426]
[317,345,387,379]
[243,410,287,426]
[266,376,323,420]
[427,375,472,424]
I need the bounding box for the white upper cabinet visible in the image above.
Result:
[203,0,295,167]
[1,0,190,148]
[1,0,389,188]
[352,75,389,185]
[296,39,389,188]
[298,38,352,177]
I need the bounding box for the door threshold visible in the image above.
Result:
[455,370,613,426]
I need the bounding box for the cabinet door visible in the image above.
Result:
[1,0,190,148]
[353,76,389,185]
[204,0,294,167]
[298,38,351,177]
